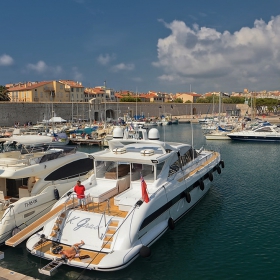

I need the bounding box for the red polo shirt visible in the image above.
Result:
[74,184,85,199]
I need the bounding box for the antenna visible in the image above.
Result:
[104,80,106,129]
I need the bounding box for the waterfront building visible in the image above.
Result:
[6,80,84,103]
[175,92,202,103]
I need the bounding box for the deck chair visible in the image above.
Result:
[0,191,10,207]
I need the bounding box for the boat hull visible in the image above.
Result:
[228,135,280,141]
[26,159,222,271]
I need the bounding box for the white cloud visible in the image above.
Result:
[153,16,280,92]
[131,77,143,82]
[0,54,14,66]
[111,63,135,72]
[97,53,116,65]
[26,61,62,75]
[72,67,83,81]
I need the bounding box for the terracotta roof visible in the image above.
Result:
[59,80,84,88]
[7,81,52,91]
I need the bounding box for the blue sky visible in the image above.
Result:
[1,0,280,94]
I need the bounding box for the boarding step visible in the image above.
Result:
[101,220,119,249]
[109,220,119,227]
[38,259,64,276]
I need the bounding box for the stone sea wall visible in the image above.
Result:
[0,102,238,127]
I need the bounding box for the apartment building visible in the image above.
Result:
[6,80,84,102]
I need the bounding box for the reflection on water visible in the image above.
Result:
[1,124,280,280]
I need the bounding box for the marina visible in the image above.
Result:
[0,123,280,279]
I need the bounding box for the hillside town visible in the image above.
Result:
[1,80,280,104]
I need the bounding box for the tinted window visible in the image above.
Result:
[45,158,93,181]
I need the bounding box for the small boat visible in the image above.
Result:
[19,127,224,274]
[227,124,280,141]
[204,130,230,140]
[198,117,218,124]
[0,137,94,245]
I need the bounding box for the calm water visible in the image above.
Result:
[1,124,280,280]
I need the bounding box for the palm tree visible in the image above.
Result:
[0,85,10,101]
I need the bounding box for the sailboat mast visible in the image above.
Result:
[218,92,221,125]
[104,80,106,129]
[136,87,138,120]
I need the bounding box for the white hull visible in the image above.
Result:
[205,133,230,140]
[22,128,224,273]
[0,146,93,245]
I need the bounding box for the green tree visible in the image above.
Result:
[0,85,10,101]
[173,98,183,103]
[120,96,141,102]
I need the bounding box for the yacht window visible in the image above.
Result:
[257,127,272,132]
[45,158,94,181]
[156,162,165,178]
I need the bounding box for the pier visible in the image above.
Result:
[0,266,38,280]
[69,138,104,146]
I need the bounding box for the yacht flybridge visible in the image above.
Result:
[6,127,224,274]
[0,137,94,245]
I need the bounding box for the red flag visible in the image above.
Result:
[141,175,150,203]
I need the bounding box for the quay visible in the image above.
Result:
[69,138,104,146]
[0,266,38,280]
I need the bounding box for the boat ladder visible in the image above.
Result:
[38,259,64,276]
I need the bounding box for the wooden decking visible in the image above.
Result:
[177,152,219,182]
[85,197,128,218]
[31,198,128,266]
[33,240,107,265]
[5,199,78,247]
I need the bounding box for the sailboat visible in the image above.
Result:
[204,93,231,140]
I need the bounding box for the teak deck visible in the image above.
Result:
[34,240,107,265]
[5,199,77,247]
[5,197,128,248]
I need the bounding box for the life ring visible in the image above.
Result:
[199,179,204,191]
[208,172,213,181]
[140,149,154,156]
[139,246,151,258]
[216,165,221,174]
[113,147,126,154]
[168,217,175,230]
[185,191,191,203]
[220,160,225,168]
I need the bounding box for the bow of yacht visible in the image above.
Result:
[0,138,94,245]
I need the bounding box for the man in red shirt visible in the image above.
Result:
[74,180,86,210]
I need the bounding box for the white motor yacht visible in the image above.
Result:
[8,127,224,274]
[0,137,94,245]
[227,124,280,141]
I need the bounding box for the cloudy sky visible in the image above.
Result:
[1,0,280,94]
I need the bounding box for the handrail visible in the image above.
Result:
[98,211,107,239]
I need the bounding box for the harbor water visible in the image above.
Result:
[1,124,280,280]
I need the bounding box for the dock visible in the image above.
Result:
[69,138,104,146]
[0,266,38,280]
